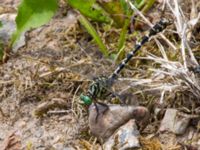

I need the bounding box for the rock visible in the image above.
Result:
[159,109,191,135]
[103,119,140,150]
[0,13,25,52]
[89,103,149,141]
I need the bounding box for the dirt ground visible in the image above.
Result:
[0,0,200,150]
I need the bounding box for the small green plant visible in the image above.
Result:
[26,141,33,150]
[67,0,156,59]
[0,0,58,62]
[11,0,58,47]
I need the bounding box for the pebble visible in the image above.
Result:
[103,119,140,150]
[89,103,149,141]
[0,13,25,52]
[159,108,191,135]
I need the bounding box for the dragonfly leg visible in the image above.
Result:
[119,93,138,106]
[118,94,127,105]
[97,102,109,114]
[110,92,126,105]
[94,102,109,123]
[94,102,100,123]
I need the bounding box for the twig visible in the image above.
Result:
[47,110,71,115]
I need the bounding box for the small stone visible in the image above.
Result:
[89,103,149,141]
[34,127,44,138]
[53,143,64,150]
[159,109,191,135]
[16,120,26,128]
[188,128,195,140]
[103,119,140,150]
[0,13,25,52]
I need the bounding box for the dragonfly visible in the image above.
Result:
[80,18,171,120]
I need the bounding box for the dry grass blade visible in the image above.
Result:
[123,54,200,101]
[166,0,199,66]
[126,0,177,51]
[148,55,200,98]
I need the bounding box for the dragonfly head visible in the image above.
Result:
[80,93,92,105]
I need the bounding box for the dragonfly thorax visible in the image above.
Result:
[89,76,111,98]
[80,76,112,105]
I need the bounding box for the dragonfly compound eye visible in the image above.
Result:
[80,94,92,105]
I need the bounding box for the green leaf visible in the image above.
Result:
[11,0,58,46]
[120,0,130,14]
[115,45,125,63]
[116,18,130,61]
[141,0,155,13]
[97,0,129,27]
[134,0,155,12]
[116,1,132,60]
[79,15,109,57]
[68,0,111,23]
